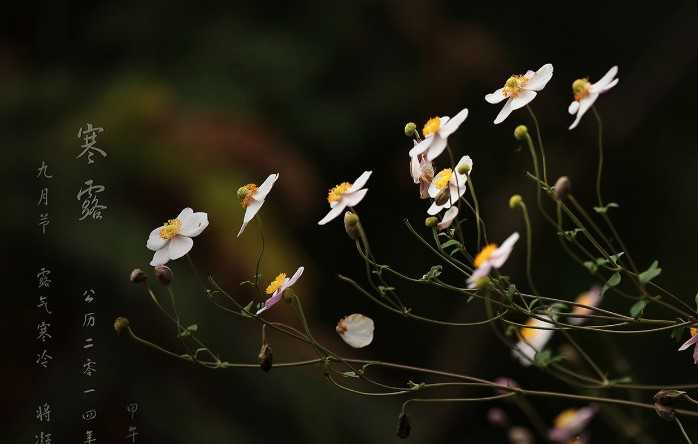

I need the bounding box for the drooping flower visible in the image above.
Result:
[485,63,554,124]
[467,232,519,288]
[256,266,304,315]
[427,155,473,215]
[512,315,554,366]
[336,313,374,348]
[407,108,469,162]
[318,171,371,225]
[549,406,597,443]
[410,153,434,199]
[437,206,459,231]
[678,327,698,365]
[568,286,602,325]
[237,173,279,237]
[146,208,209,266]
[568,66,619,130]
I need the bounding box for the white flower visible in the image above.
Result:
[512,315,554,366]
[568,66,619,130]
[486,63,554,124]
[410,153,434,199]
[318,171,371,225]
[437,206,458,231]
[427,155,472,215]
[408,108,469,162]
[467,232,519,288]
[257,266,304,315]
[568,286,602,325]
[336,313,374,348]
[237,173,279,237]
[146,208,209,266]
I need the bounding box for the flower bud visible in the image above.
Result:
[473,276,491,289]
[494,377,519,394]
[655,389,687,405]
[396,411,411,439]
[654,401,675,421]
[404,122,418,138]
[425,216,438,228]
[508,426,534,444]
[457,163,471,175]
[509,194,522,209]
[553,176,571,200]
[344,211,361,240]
[258,343,273,373]
[514,125,528,141]
[236,186,248,201]
[154,265,173,286]
[113,317,130,335]
[487,407,509,428]
[129,268,147,284]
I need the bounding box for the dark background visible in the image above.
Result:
[3,1,698,442]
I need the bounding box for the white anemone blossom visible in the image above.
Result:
[237,173,279,237]
[568,65,619,130]
[467,232,519,288]
[147,208,209,266]
[336,313,374,348]
[512,316,554,366]
[427,155,473,215]
[408,108,469,162]
[437,206,459,231]
[486,63,554,124]
[318,171,371,225]
[257,266,304,315]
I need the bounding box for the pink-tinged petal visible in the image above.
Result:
[348,171,372,193]
[427,201,445,215]
[337,314,374,348]
[467,262,494,288]
[593,65,618,91]
[425,136,448,161]
[509,90,537,111]
[439,107,468,138]
[168,235,194,260]
[568,94,598,130]
[285,266,304,287]
[437,206,458,231]
[568,101,580,115]
[485,88,507,104]
[494,98,515,125]
[179,212,209,237]
[256,173,279,200]
[524,63,553,91]
[176,207,194,223]
[256,291,283,315]
[693,344,698,365]
[342,188,368,207]
[147,227,167,251]
[410,156,421,183]
[149,247,170,267]
[408,136,433,157]
[318,201,347,225]
[678,334,698,351]
[489,232,520,269]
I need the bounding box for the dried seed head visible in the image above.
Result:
[113,317,130,335]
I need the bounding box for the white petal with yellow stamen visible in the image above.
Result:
[318,171,372,225]
[238,173,279,237]
[512,315,554,366]
[568,66,619,130]
[146,207,209,266]
[408,108,469,162]
[486,63,553,125]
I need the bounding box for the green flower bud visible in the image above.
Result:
[129,268,147,284]
[457,163,471,175]
[404,122,418,138]
[114,317,130,335]
[425,216,438,228]
[344,211,361,240]
[236,186,248,201]
[509,194,523,209]
[514,125,528,141]
[154,265,173,286]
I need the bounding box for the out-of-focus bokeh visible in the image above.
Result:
[4,1,698,442]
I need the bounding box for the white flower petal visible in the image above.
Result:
[256,291,283,315]
[179,212,209,237]
[568,101,580,115]
[256,173,279,200]
[348,171,372,193]
[467,262,494,288]
[568,94,597,130]
[439,107,468,138]
[679,334,698,351]
[410,156,421,183]
[408,136,433,158]
[509,90,537,111]
[512,341,536,366]
[318,201,347,225]
[168,235,194,260]
[176,207,194,223]
[449,183,466,204]
[489,232,519,268]
[485,88,507,104]
[243,198,263,225]
[524,63,553,91]
[285,266,304,287]
[593,65,618,91]
[149,247,170,267]
[427,201,444,215]
[342,188,368,207]
[600,78,619,92]
[237,220,250,237]
[437,206,458,231]
[337,314,374,348]
[428,181,441,198]
[494,98,515,125]
[147,227,167,251]
[425,136,448,161]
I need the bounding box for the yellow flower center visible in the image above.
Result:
[520,318,541,342]
[474,243,497,268]
[265,273,287,295]
[422,117,441,137]
[327,182,352,204]
[433,169,453,190]
[159,218,182,240]
[691,327,697,337]
[572,78,591,101]
[503,75,528,97]
[239,183,258,208]
[554,409,578,428]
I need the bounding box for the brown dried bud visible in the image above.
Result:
[258,343,273,372]
[655,389,687,405]
[129,268,147,284]
[344,211,361,241]
[154,265,173,286]
[654,401,676,421]
[553,176,571,200]
[113,317,130,335]
[396,411,411,439]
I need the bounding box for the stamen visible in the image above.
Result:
[159,218,182,240]
[474,243,497,268]
[422,117,441,137]
[327,182,352,204]
[265,273,287,295]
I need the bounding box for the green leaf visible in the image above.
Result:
[534,350,563,367]
[584,253,624,274]
[557,228,584,241]
[422,265,443,281]
[178,324,199,338]
[638,260,662,285]
[593,202,620,214]
[607,272,622,288]
[629,299,649,318]
[440,239,461,250]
